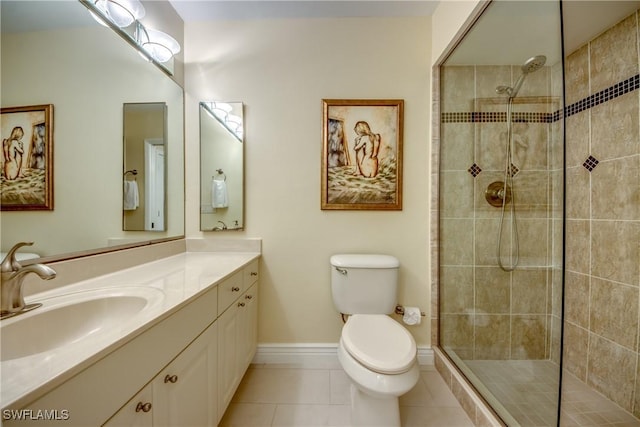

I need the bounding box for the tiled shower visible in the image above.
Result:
[563,10,640,419]
[434,3,640,426]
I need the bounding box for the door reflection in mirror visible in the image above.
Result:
[123,102,167,231]
[199,102,244,231]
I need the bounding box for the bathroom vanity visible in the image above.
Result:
[0,251,259,426]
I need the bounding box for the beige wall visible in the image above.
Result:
[431,0,484,63]
[184,17,432,345]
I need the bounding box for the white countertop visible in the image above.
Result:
[0,251,260,409]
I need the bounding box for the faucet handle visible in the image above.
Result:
[1,242,34,273]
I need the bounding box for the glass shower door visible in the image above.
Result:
[437,1,565,425]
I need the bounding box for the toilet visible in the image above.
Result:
[330,254,419,427]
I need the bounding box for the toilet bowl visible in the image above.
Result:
[338,314,419,426]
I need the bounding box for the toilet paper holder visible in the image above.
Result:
[395,304,425,317]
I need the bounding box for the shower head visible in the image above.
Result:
[521,55,546,74]
[495,54,547,98]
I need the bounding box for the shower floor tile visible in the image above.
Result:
[464,360,640,427]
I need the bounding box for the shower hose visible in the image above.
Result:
[497,97,519,272]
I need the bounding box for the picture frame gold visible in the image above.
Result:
[1,104,54,211]
[321,99,403,210]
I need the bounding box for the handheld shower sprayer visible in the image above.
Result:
[495,55,546,99]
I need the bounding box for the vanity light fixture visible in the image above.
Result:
[211,102,233,120]
[136,24,181,63]
[91,0,145,28]
[202,102,244,142]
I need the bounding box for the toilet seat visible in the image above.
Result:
[342,314,416,375]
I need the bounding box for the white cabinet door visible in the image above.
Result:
[153,322,218,427]
[103,386,153,427]
[104,322,218,427]
[217,302,240,421]
[238,283,259,372]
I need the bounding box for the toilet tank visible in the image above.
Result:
[330,254,399,315]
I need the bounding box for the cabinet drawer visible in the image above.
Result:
[217,271,244,314]
[243,260,259,287]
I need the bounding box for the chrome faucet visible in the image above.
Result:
[212,221,228,231]
[1,242,56,319]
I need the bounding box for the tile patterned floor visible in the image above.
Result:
[464,360,640,427]
[219,364,474,427]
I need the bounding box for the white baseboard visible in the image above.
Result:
[252,343,434,369]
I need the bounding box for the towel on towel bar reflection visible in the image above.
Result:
[212,178,228,208]
[123,180,139,210]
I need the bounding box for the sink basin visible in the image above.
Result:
[1,287,163,361]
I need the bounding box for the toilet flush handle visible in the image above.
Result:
[335,267,348,275]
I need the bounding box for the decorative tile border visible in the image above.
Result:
[442,73,639,123]
[442,111,552,123]
[565,74,639,117]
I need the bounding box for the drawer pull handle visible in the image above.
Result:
[245,295,253,300]
[136,402,152,413]
[238,302,246,307]
[232,286,240,292]
[251,272,258,276]
[164,374,179,384]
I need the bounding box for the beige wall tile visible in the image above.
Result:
[474,314,510,359]
[591,156,640,221]
[510,171,551,218]
[565,44,590,106]
[590,13,639,94]
[440,219,474,265]
[477,122,508,171]
[565,110,590,168]
[440,266,473,314]
[441,314,474,359]
[589,278,639,350]
[635,354,640,418]
[474,218,502,266]
[564,271,590,328]
[514,218,549,266]
[566,165,590,220]
[510,121,549,171]
[512,268,547,314]
[440,171,474,218]
[550,314,562,363]
[475,266,511,314]
[591,220,640,286]
[563,322,589,381]
[591,92,640,162]
[442,66,475,111]
[565,220,590,274]
[441,123,475,171]
[588,334,636,412]
[476,65,511,99]
[511,314,547,359]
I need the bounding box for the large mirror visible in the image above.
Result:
[0,1,184,259]
[199,102,244,231]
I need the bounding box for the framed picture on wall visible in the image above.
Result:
[1,104,54,211]
[321,99,403,210]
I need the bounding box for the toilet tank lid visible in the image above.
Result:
[330,254,399,269]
